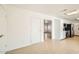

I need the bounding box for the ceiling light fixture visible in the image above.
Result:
[65,10,79,15]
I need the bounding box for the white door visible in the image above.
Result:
[0,6,7,53]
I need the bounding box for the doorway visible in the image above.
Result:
[44,20,52,40]
[63,23,74,38]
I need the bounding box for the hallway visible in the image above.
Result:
[6,36,79,54]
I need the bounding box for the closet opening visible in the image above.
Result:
[44,20,52,40]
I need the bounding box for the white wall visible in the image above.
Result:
[0,5,75,53]
[74,23,79,35]
[0,6,7,53]
[4,5,54,51]
[53,18,61,40]
[6,6,41,51]
[5,5,74,51]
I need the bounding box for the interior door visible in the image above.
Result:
[0,6,7,53]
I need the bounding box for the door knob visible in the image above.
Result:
[0,34,3,38]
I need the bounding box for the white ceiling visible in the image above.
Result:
[6,4,79,21]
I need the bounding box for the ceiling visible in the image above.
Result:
[6,4,79,21]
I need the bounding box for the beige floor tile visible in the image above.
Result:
[6,36,79,54]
